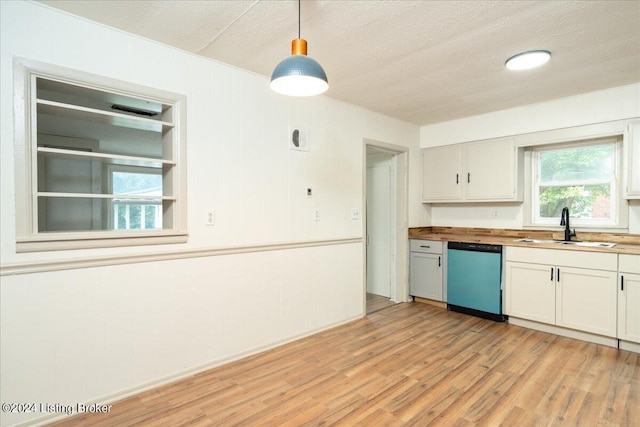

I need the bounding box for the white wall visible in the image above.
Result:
[0,2,424,426]
[420,84,640,232]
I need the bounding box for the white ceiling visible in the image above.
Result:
[39,0,640,126]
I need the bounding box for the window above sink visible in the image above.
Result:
[524,136,628,230]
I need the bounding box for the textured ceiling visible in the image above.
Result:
[39,0,640,125]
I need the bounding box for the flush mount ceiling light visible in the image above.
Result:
[270,0,328,96]
[505,50,551,70]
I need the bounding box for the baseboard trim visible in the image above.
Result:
[508,317,618,348]
[619,340,640,353]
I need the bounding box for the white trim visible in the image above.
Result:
[513,120,629,148]
[363,138,410,309]
[2,237,363,275]
[508,317,619,348]
[619,340,640,353]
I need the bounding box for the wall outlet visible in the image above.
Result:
[312,208,320,221]
[351,208,360,220]
[206,210,215,226]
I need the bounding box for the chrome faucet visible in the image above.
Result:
[560,207,576,241]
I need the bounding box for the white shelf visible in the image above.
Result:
[37,99,174,133]
[37,146,174,168]
[37,192,176,201]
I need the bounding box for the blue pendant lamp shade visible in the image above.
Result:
[270,48,329,96]
[270,1,328,97]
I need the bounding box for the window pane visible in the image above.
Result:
[539,184,611,219]
[112,201,162,230]
[539,144,613,182]
[144,205,157,229]
[112,171,162,195]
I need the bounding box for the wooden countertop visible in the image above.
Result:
[409,227,640,255]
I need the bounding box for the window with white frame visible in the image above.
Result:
[109,166,163,231]
[14,59,187,251]
[530,137,624,228]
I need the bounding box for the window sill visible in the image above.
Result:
[16,231,188,253]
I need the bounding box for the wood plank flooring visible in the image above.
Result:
[49,303,640,426]
[366,292,398,314]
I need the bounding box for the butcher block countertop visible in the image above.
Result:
[409,227,640,255]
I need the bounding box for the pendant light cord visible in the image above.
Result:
[298,0,301,39]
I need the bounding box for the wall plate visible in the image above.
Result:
[289,126,309,151]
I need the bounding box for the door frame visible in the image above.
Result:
[363,138,409,314]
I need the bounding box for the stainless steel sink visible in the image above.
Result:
[554,241,617,248]
[513,238,555,244]
[513,238,616,248]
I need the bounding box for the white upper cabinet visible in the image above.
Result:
[625,120,640,199]
[422,137,522,203]
[421,144,463,201]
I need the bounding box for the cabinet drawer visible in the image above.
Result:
[619,254,640,274]
[410,239,443,254]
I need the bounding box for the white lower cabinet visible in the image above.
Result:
[618,255,640,344]
[409,240,444,301]
[505,262,555,324]
[505,247,618,338]
[556,267,617,337]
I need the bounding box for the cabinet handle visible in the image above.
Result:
[557,268,560,282]
[456,174,459,184]
[420,245,430,249]
[621,275,624,291]
[467,172,470,183]
[438,256,441,267]
[550,267,554,281]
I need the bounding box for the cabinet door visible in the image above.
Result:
[556,267,617,337]
[505,261,555,324]
[422,145,462,202]
[466,138,517,200]
[618,273,640,343]
[626,120,640,198]
[410,252,443,300]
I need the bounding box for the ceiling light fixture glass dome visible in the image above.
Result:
[270,0,328,96]
[505,50,551,70]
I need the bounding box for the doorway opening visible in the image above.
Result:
[364,141,409,315]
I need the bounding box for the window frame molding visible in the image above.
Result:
[523,136,628,231]
[13,58,188,252]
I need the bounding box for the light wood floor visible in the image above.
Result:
[366,292,398,314]
[49,303,639,426]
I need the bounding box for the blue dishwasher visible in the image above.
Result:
[447,242,506,322]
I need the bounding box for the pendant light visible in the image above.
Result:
[270,0,328,96]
